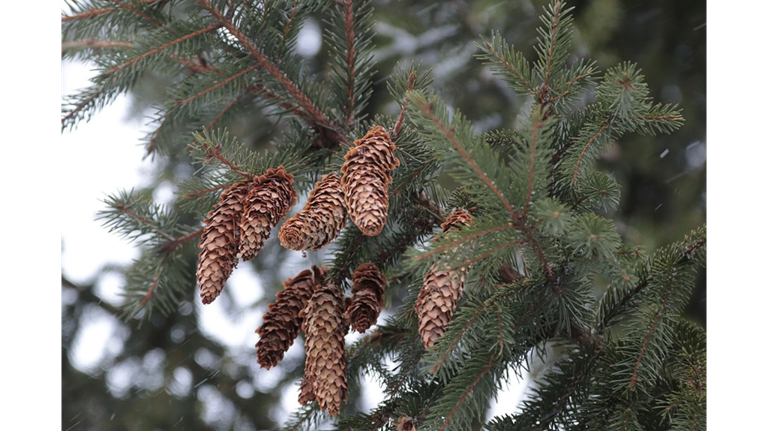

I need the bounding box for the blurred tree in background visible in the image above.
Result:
[61,0,705,429]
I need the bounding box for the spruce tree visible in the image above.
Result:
[62,1,705,429]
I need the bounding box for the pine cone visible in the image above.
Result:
[440,208,474,233]
[300,281,348,415]
[397,416,416,431]
[414,208,474,348]
[197,182,251,305]
[238,166,298,261]
[347,263,386,333]
[255,265,328,369]
[340,126,400,236]
[279,173,346,252]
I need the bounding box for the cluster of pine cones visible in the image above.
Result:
[195,125,474,415]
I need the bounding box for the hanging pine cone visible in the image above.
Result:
[255,265,328,369]
[279,173,346,252]
[238,166,298,261]
[414,208,474,348]
[340,125,400,237]
[397,415,416,431]
[300,281,348,415]
[347,263,386,333]
[197,181,251,305]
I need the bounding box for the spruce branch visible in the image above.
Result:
[341,0,357,128]
[112,0,167,29]
[61,0,167,22]
[477,32,537,95]
[535,1,574,103]
[107,23,222,75]
[392,70,417,140]
[571,119,611,185]
[173,64,257,107]
[62,39,134,50]
[199,0,349,147]
[408,93,515,216]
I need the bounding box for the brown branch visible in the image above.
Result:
[636,115,682,121]
[173,64,258,107]
[414,223,516,262]
[112,0,166,29]
[62,8,112,22]
[571,120,610,185]
[392,71,417,141]
[200,0,349,147]
[62,92,99,126]
[62,40,134,50]
[161,227,204,253]
[139,273,162,306]
[118,205,174,242]
[106,23,222,74]
[628,295,667,392]
[203,142,259,181]
[276,0,301,61]
[523,119,543,219]
[342,0,356,129]
[168,54,223,75]
[439,358,498,431]
[483,41,536,94]
[447,239,527,273]
[541,1,562,92]
[412,98,517,216]
[430,306,485,373]
[180,184,228,200]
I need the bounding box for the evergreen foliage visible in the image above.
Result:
[63,1,705,429]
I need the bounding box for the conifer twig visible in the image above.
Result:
[571,119,610,184]
[341,0,356,129]
[482,41,537,94]
[112,0,166,29]
[411,97,517,216]
[200,0,350,148]
[62,40,134,50]
[538,1,564,106]
[439,358,498,431]
[106,23,222,74]
[173,64,258,107]
[414,223,516,262]
[523,119,544,219]
[392,71,417,141]
[161,228,204,253]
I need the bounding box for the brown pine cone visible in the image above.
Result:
[300,281,348,415]
[279,173,346,252]
[440,208,474,233]
[197,182,251,305]
[340,126,400,237]
[414,208,474,348]
[414,270,467,349]
[238,166,298,261]
[397,415,416,431]
[347,263,386,333]
[255,265,328,369]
